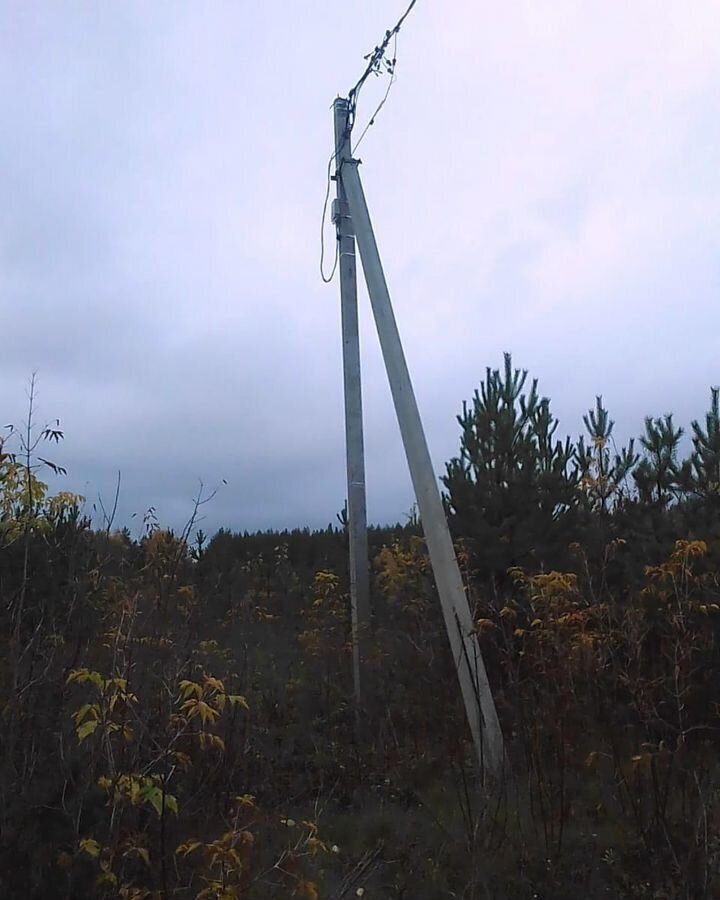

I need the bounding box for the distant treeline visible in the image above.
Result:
[191,354,720,599]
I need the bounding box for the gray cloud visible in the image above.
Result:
[1,1,718,536]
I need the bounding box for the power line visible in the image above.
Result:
[346,0,418,134]
[352,31,398,156]
[320,0,419,284]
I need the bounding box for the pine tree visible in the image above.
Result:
[442,354,578,583]
[633,414,685,508]
[576,396,638,515]
[608,413,686,568]
[678,387,720,527]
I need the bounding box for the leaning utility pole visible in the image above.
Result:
[332,100,371,713]
[331,97,505,779]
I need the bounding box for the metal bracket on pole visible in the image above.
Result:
[338,147,505,779]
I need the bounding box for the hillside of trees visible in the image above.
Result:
[2,356,720,899]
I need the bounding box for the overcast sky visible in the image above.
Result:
[1,1,718,536]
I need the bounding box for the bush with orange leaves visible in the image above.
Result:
[463,538,720,895]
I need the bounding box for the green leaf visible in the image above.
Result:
[72,703,98,725]
[77,718,100,742]
[141,784,164,817]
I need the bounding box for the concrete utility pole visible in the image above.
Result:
[332,98,371,712]
[333,100,505,778]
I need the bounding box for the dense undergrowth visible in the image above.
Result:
[3,362,720,898]
[3,511,720,897]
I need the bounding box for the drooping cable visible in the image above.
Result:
[352,32,398,156]
[346,0,417,135]
[320,150,339,283]
[320,0,419,283]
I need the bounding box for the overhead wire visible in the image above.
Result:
[352,31,399,156]
[319,0,419,284]
[346,0,417,134]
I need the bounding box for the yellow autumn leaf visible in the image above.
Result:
[227,694,249,710]
[204,676,225,693]
[173,751,192,769]
[181,698,220,724]
[178,679,202,700]
[198,732,225,752]
[297,881,319,900]
[79,838,101,858]
[175,840,203,857]
[129,777,142,805]
[306,836,328,855]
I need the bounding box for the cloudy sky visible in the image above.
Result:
[1,1,718,535]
